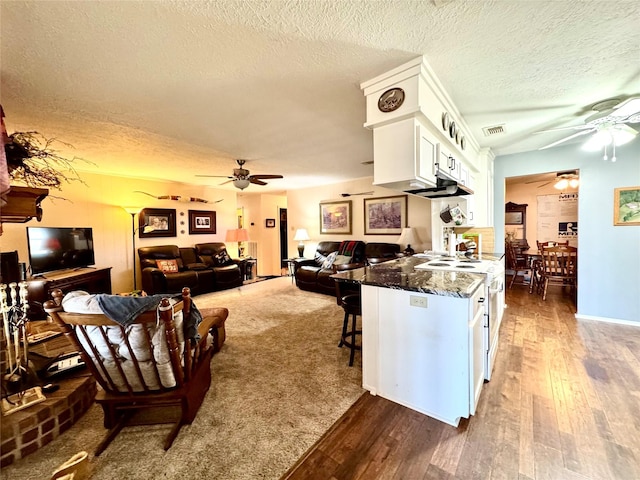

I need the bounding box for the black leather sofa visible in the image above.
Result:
[137,243,242,295]
[294,241,367,295]
[294,241,401,296]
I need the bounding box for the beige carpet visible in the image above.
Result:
[1,277,364,480]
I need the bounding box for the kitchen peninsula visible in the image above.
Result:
[333,255,504,427]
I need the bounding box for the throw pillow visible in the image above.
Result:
[332,254,352,266]
[156,259,179,273]
[213,250,232,266]
[314,251,327,266]
[322,251,338,269]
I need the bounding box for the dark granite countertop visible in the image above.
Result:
[331,254,503,298]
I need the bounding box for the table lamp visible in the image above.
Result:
[398,227,420,256]
[293,228,310,258]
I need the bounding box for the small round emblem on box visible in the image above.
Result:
[378,87,405,112]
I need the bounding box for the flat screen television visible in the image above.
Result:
[27,227,95,275]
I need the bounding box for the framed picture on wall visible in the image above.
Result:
[188,210,216,234]
[614,186,640,226]
[364,195,407,235]
[319,200,352,234]
[265,218,276,228]
[139,208,177,238]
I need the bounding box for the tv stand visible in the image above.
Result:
[26,267,112,320]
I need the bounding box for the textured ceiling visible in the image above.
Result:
[2,0,639,193]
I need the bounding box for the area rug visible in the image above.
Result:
[0,277,364,480]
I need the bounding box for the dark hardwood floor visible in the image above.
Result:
[282,285,640,480]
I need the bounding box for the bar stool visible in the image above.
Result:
[336,289,362,367]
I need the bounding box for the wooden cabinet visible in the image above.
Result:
[26,267,112,319]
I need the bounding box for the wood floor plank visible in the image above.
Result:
[282,285,640,480]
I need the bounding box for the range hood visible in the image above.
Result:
[404,174,473,199]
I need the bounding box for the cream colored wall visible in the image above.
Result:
[237,193,287,276]
[2,172,238,293]
[286,176,433,257]
[505,181,579,249]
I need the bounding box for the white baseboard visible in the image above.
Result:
[575,314,640,327]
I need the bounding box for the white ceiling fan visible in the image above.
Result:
[535,97,640,154]
[525,170,579,189]
[195,159,283,190]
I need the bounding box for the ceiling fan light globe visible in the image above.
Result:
[569,179,580,188]
[233,178,251,190]
[611,125,637,146]
[554,179,569,190]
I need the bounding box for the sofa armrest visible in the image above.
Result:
[334,262,365,272]
[293,258,317,272]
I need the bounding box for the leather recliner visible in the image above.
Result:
[295,241,366,296]
[194,243,244,290]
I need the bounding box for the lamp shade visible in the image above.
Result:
[293,229,310,241]
[397,227,420,255]
[122,206,141,215]
[236,228,249,242]
[225,229,238,242]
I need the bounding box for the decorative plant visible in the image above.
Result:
[5,131,90,189]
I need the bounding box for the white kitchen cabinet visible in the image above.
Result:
[373,118,438,189]
[362,283,485,426]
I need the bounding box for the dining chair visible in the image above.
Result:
[536,240,569,255]
[538,245,577,300]
[505,242,530,288]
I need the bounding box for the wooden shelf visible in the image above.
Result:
[0,186,49,223]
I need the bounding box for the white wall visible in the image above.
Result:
[2,172,238,293]
[286,176,433,258]
[495,139,640,324]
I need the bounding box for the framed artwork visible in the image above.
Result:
[265,218,276,228]
[319,200,352,234]
[614,186,640,226]
[139,208,177,238]
[189,210,216,234]
[364,195,407,235]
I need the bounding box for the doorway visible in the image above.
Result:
[279,208,288,271]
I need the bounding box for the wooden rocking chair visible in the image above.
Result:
[44,287,228,455]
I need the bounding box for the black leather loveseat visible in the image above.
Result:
[294,241,366,295]
[137,243,242,295]
[294,241,401,296]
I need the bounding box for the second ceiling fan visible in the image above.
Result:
[196,159,283,190]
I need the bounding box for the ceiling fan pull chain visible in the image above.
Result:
[611,142,617,162]
[603,144,608,161]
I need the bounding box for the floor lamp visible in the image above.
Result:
[123,207,141,290]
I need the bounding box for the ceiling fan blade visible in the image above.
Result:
[219,179,234,185]
[250,174,283,180]
[612,97,640,118]
[341,191,374,197]
[537,182,552,188]
[249,178,267,186]
[195,174,234,179]
[538,129,594,150]
[533,124,592,134]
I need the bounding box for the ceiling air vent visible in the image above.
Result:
[482,124,506,137]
